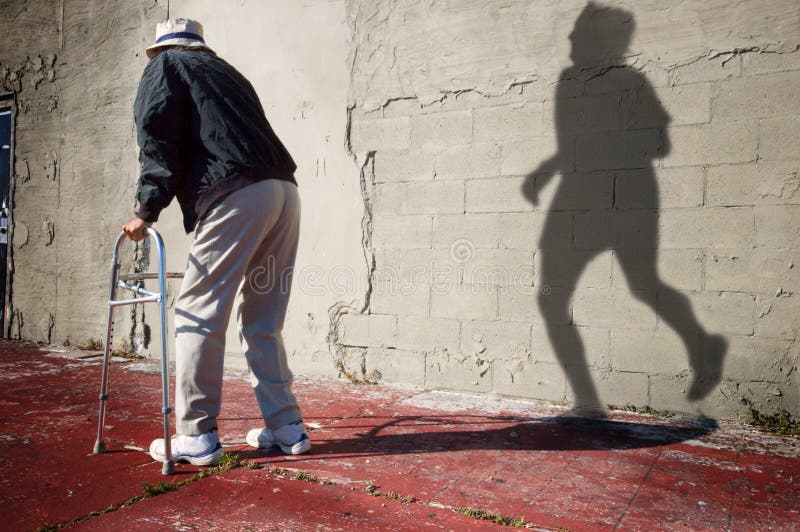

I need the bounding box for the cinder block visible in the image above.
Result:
[536,249,613,289]
[668,56,741,85]
[573,211,615,250]
[501,136,563,176]
[426,349,493,393]
[466,177,532,213]
[474,104,543,143]
[742,51,800,76]
[706,249,800,294]
[755,205,800,249]
[532,324,610,368]
[372,215,432,249]
[664,124,757,167]
[406,181,465,215]
[435,143,500,179]
[543,93,624,134]
[461,320,532,359]
[498,286,569,325]
[493,359,566,402]
[410,110,473,149]
[590,369,649,407]
[610,328,693,375]
[575,129,661,171]
[350,116,410,152]
[759,116,800,161]
[397,316,460,353]
[659,207,755,249]
[575,210,663,250]
[612,248,704,292]
[461,249,534,288]
[616,167,704,209]
[339,314,397,349]
[755,293,800,340]
[713,72,800,121]
[372,182,404,215]
[366,348,426,387]
[430,283,497,320]
[658,290,754,336]
[500,212,572,250]
[736,380,800,418]
[718,335,794,382]
[706,162,800,207]
[628,83,711,127]
[573,288,658,330]
[649,374,744,418]
[374,150,435,182]
[375,248,456,286]
[535,171,614,211]
[647,373,696,414]
[432,213,500,249]
[370,281,430,318]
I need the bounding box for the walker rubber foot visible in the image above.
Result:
[93,440,106,454]
[162,460,175,475]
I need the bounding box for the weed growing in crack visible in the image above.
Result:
[364,482,416,503]
[455,507,526,527]
[38,452,243,530]
[80,338,103,351]
[607,403,675,418]
[294,470,319,483]
[746,408,800,436]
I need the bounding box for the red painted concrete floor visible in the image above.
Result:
[1,339,798,531]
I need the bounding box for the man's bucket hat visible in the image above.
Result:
[146,18,214,59]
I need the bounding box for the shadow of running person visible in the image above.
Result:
[521,3,728,415]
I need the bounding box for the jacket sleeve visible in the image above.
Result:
[133,54,187,222]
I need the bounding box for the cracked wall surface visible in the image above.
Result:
[340,0,800,419]
[2,1,799,421]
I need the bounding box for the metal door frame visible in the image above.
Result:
[0,91,16,338]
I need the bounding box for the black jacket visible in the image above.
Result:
[134,49,297,233]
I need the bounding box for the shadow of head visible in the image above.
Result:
[570,2,636,66]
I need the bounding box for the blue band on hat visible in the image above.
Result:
[156,32,205,44]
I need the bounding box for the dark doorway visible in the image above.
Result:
[0,95,13,334]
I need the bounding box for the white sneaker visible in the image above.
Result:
[246,421,311,455]
[149,431,223,466]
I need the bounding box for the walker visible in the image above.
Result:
[92,228,183,475]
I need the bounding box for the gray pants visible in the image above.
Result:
[174,179,302,435]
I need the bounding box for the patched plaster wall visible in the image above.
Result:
[2,0,798,421]
[1,0,165,347]
[2,0,364,377]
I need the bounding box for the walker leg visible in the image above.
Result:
[151,228,175,475]
[94,261,120,455]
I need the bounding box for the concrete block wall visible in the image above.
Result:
[2,0,798,422]
[339,0,800,419]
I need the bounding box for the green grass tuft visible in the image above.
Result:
[747,408,800,436]
[455,507,526,527]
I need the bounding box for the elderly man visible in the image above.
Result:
[122,18,310,466]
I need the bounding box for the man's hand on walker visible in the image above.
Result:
[122,217,151,242]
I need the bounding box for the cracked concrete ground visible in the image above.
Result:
[1,339,798,531]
